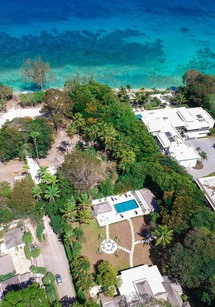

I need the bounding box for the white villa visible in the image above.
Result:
[135,107,214,168]
[92,189,157,227]
[100,264,187,307]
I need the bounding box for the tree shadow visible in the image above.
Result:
[60,295,76,307]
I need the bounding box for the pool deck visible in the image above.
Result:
[92,190,152,227]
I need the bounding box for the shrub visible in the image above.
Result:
[45,284,58,303]
[19,93,33,107]
[0,271,16,282]
[22,232,33,245]
[36,222,45,241]
[31,247,41,258]
[19,92,45,107]
[32,91,45,104]
[24,244,31,260]
[30,266,47,275]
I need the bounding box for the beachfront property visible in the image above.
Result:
[92,189,157,227]
[135,107,214,168]
[100,264,185,307]
[196,176,215,210]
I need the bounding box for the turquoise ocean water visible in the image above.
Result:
[1,0,215,90]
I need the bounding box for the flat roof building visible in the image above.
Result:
[135,106,214,168]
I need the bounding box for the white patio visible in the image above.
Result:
[92,189,155,227]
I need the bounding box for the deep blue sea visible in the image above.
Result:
[1,0,215,90]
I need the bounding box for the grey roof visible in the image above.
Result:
[162,277,183,307]
[0,255,15,275]
[3,228,24,249]
[139,188,159,211]
[135,279,154,299]
[0,273,33,299]
[93,201,113,214]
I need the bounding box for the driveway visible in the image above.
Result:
[41,217,76,303]
[186,137,215,178]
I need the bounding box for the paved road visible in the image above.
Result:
[41,217,76,302]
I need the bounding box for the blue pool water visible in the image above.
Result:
[136,114,142,120]
[114,199,139,214]
[1,1,215,89]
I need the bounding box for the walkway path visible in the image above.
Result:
[128,218,135,268]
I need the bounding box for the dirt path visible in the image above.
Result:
[38,129,79,170]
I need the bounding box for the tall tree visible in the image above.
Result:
[22,56,51,90]
[169,228,215,305]
[43,89,73,130]
[95,260,120,297]
[61,151,103,192]
[9,176,35,216]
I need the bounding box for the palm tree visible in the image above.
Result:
[67,123,77,138]
[77,193,90,207]
[22,164,30,175]
[41,172,53,184]
[174,93,187,105]
[63,227,76,246]
[42,174,59,185]
[199,151,207,160]
[60,199,77,222]
[30,131,40,160]
[72,112,85,135]
[44,185,60,203]
[76,209,91,224]
[32,186,42,200]
[37,166,48,179]
[118,149,136,171]
[153,225,173,248]
[83,125,100,143]
[98,123,118,153]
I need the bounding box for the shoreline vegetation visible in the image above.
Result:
[0,70,215,306]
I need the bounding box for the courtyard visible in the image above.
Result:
[186,137,215,178]
[81,217,152,272]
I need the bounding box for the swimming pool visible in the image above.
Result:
[114,199,139,214]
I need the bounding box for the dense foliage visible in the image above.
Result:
[183,69,215,117]
[0,282,50,307]
[9,176,36,216]
[0,83,13,111]
[0,117,53,161]
[95,260,120,297]
[42,88,73,130]
[1,78,214,306]
[19,91,45,107]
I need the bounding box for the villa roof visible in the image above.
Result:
[0,255,15,275]
[4,228,24,249]
[93,202,113,214]
[138,189,158,211]
[1,275,21,291]
[118,265,167,302]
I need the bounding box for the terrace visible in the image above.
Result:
[92,189,156,227]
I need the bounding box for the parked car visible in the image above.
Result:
[55,274,62,285]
